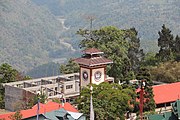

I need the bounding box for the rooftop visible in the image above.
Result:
[153,82,180,104]
[74,56,113,67]
[148,100,180,120]
[82,48,104,55]
[0,102,78,120]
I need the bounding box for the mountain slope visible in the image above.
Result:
[0,0,73,72]
[32,0,180,51]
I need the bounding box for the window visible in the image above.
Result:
[66,85,73,89]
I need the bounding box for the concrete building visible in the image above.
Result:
[4,73,80,111]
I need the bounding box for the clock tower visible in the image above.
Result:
[74,48,113,87]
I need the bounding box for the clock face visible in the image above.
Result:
[94,71,102,82]
[82,71,88,81]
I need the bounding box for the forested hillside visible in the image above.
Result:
[32,0,180,51]
[0,0,75,73]
[1,0,180,78]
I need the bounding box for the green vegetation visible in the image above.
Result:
[76,26,143,82]
[60,59,79,74]
[76,82,135,120]
[156,24,174,62]
[0,0,74,74]
[1,0,180,77]
[32,0,180,48]
[0,63,31,109]
[8,111,22,120]
[145,25,180,83]
[136,67,156,112]
[62,24,180,115]
[0,63,19,108]
[60,26,145,83]
[27,92,47,108]
[150,61,180,83]
[1,0,180,117]
[27,62,60,78]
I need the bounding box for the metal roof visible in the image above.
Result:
[74,56,113,67]
[153,82,180,104]
[82,48,104,55]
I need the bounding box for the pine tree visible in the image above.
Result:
[127,28,144,73]
[174,35,180,61]
[156,24,174,62]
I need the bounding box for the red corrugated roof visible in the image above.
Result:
[0,102,78,120]
[74,56,113,66]
[82,48,103,55]
[153,82,180,104]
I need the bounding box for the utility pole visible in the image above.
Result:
[139,80,145,120]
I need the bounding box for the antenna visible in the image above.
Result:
[85,15,96,30]
[84,15,96,40]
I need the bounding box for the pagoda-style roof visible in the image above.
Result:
[74,56,113,67]
[82,48,104,55]
[74,48,113,67]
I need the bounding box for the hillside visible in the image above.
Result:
[1,0,180,77]
[32,0,180,51]
[0,0,76,72]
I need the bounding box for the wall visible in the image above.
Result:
[80,67,90,87]
[5,85,34,111]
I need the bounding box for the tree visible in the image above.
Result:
[9,111,22,120]
[52,98,61,104]
[0,63,31,109]
[150,61,180,83]
[174,35,180,61]
[27,92,47,109]
[126,28,144,73]
[141,52,159,67]
[0,63,18,109]
[0,63,18,83]
[76,82,135,120]
[136,67,155,112]
[77,26,138,82]
[156,24,174,62]
[60,58,79,74]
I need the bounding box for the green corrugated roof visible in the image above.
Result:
[148,114,164,120]
[177,100,180,119]
[148,100,180,120]
[45,112,59,120]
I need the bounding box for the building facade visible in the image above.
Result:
[4,73,80,111]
